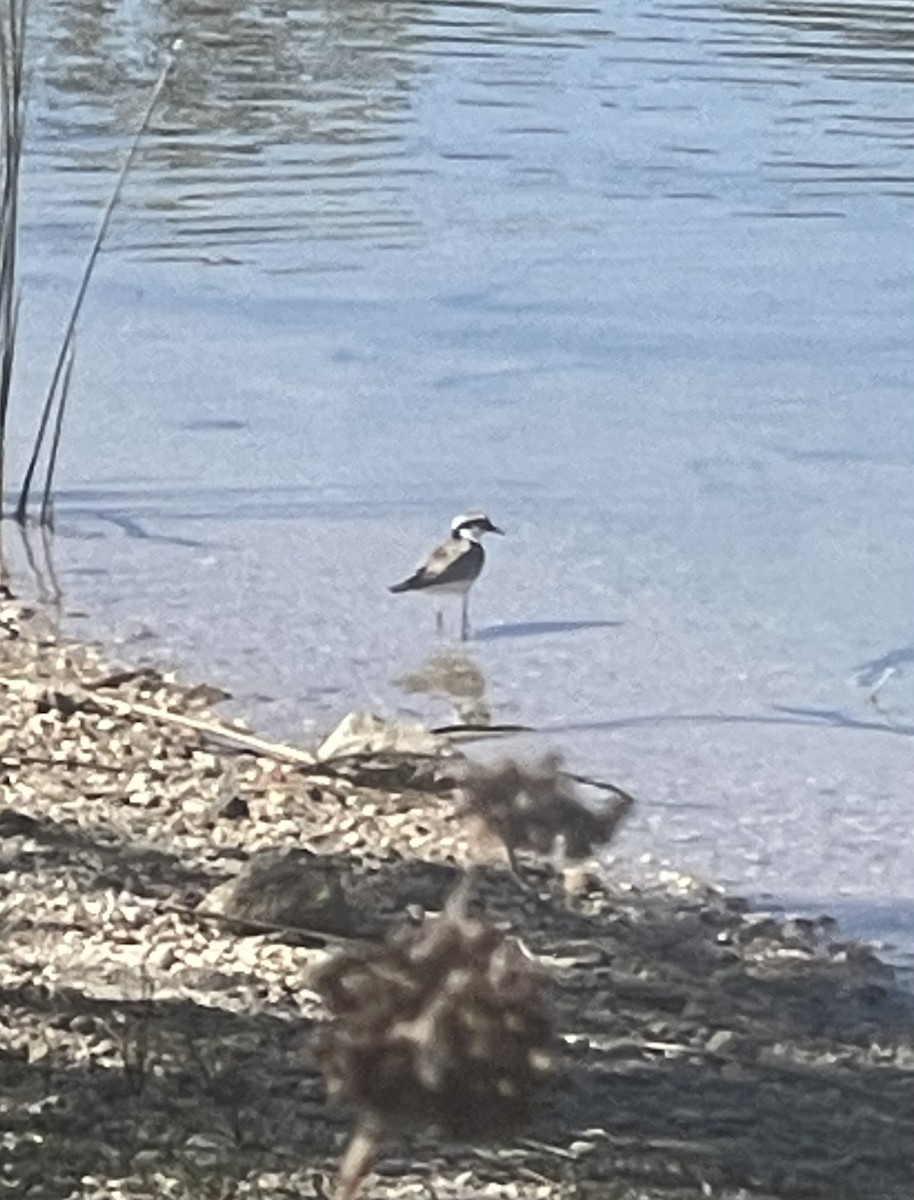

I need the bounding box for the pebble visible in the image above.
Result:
[705,1029,737,1054]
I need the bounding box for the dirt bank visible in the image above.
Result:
[1,597,913,1200]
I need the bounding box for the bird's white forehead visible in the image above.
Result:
[450,511,490,532]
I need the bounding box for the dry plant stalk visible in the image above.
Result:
[461,752,634,869]
[15,39,181,526]
[0,0,28,509]
[312,889,554,1200]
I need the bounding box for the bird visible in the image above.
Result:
[389,512,504,641]
[852,646,914,712]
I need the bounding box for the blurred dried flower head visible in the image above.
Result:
[461,751,634,868]
[312,888,554,1200]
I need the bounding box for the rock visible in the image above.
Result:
[204,848,355,936]
[0,809,42,838]
[215,795,250,821]
[705,1028,737,1055]
[316,710,448,762]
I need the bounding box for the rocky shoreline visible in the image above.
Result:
[2,596,913,1200]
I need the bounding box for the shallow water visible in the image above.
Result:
[4,0,914,962]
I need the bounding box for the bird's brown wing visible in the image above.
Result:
[390,539,482,592]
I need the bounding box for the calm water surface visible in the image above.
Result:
[5,0,914,959]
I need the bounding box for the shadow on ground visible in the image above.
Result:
[550,704,914,739]
[3,847,913,1200]
[475,619,622,642]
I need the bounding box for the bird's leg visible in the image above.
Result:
[435,606,444,636]
[461,593,470,642]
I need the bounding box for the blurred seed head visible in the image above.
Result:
[460,752,634,863]
[312,888,554,1146]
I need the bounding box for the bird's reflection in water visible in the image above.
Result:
[394,651,491,727]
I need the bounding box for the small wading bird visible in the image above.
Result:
[389,512,504,641]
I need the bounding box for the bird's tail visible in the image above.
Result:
[388,578,414,594]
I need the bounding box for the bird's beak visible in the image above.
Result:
[491,524,505,535]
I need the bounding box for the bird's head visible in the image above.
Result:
[450,512,504,541]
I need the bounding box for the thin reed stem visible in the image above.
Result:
[15,39,180,526]
[39,340,74,527]
[0,0,28,514]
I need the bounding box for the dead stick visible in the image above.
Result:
[76,686,467,778]
[0,672,316,764]
[430,721,532,739]
[86,690,319,765]
[0,673,465,776]
[161,902,380,947]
